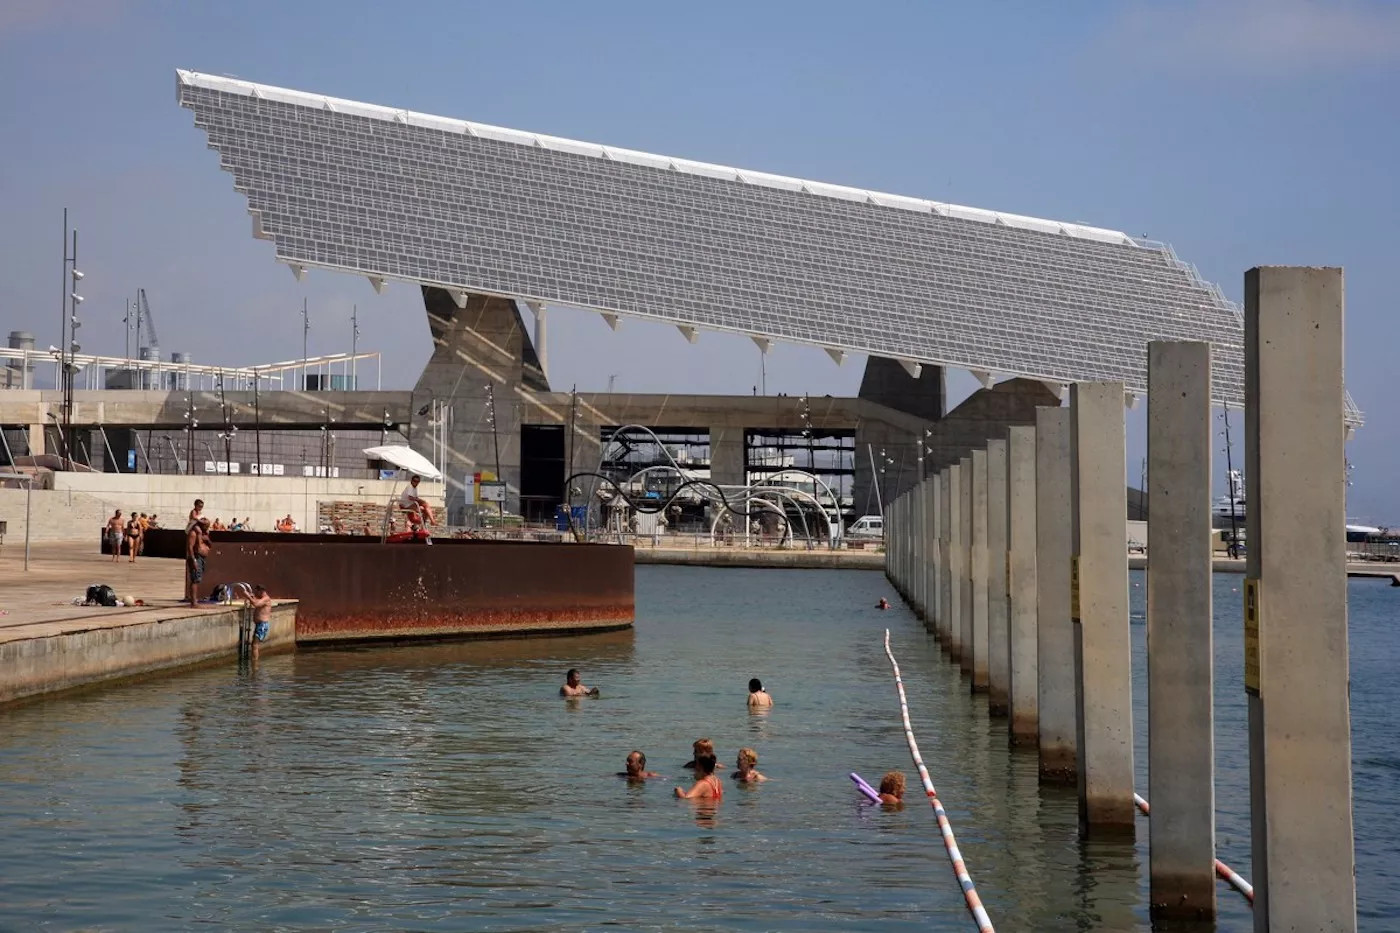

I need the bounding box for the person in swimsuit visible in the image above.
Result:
[618,750,661,780]
[105,510,124,562]
[732,747,767,783]
[675,754,722,800]
[747,678,773,709]
[682,738,715,770]
[878,771,906,806]
[186,518,211,607]
[124,513,143,563]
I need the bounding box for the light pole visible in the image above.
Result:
[350,304,359,390]
[1221,405,1240,559]
[301,297,310,391]
[183,393,198,476]
[60,209,84,470]
[486,383,503,516]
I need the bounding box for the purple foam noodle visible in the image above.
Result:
[849,772,882,803]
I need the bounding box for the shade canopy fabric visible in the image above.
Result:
[362,445,442,481]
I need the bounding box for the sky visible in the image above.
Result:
[1,0,1397,519]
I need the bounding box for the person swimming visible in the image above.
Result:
[878,770,906,806]
[618,750,660,780]
[732,747,767,783]
[676,753,723,800]
[747,678,773,709]
[560,668,600,698]
[877,597,890,610]
[683,738,715,770]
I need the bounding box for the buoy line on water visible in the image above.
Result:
[883,629,996,933]
[1132,794,1255,903]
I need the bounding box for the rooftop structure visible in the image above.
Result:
[176,70,1360,419]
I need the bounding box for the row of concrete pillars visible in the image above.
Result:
[883,267,1356,930]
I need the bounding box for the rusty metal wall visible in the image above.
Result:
[201,533,634,643]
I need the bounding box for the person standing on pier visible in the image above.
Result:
[185,518,211,608]
[105,510,124,562]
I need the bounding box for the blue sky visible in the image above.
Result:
[1,0,1397,519]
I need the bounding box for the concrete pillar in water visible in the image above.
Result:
[939,468,955,647]
[959,455,974,676]
[1245,266,1356,931]
[986,438,1010,715]
[926,474,940,635]
[1070,381,1134,835]
[915,479,927,618]
[1036,407,1076,781]
[1146,340,1216,920]
[948,461,965,662]
[1007,424,1039,745]
[970,448,990,691]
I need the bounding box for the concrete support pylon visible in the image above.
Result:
[986,438,1010,715]
[939,468,955,647]
[1070,381,1134,835]
[1007,424,1038,745]
[1146,340,1216,921]
[1036,406,1076,782]
[959,455,974,676]
[970,448,990,692]
[926,473,940,635]
[949,461,966,662]
[1244,266,1356,931]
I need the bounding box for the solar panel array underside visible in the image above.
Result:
[178,73,1263,408]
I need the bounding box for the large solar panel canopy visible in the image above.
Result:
[175,70,1359,422]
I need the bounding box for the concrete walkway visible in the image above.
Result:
[0,543,295,706]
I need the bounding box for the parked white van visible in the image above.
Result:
[846,515,884,540]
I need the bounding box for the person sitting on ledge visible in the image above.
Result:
[398,475,437,529]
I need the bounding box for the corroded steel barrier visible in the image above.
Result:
[198,532,634,643]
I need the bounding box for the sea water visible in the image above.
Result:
[0,566,1395,930]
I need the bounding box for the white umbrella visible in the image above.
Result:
[362,444,443,481]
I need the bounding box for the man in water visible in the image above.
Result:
[683,738,715,770]
[560,668,600,697]
[238,583,274,658]
[878,771,906,806]
[618,750,660,780]
[747,678,773,709]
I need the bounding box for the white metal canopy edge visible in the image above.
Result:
[177,69,1135,247]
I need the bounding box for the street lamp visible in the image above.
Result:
[60,209,85,469]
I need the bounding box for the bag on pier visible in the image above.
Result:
[85,584,119,607]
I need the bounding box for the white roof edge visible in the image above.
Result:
[176,69,1136,246]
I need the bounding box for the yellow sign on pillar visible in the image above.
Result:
[1244,578,1261,695]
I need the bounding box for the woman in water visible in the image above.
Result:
[676,753,723,800]
[683,738,715,770]
[878,770,905,806]
[732,747,767,783]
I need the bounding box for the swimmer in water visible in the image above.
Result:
[683,738,715,770]
[618,750,660,780]
[560,668,600,698]
[676,753,723,799]
[732,747,767,783]
[877,597,890,610]
[878,770,906,806]
[747,677,773,709]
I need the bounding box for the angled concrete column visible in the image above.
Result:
[915,479,927,617]
[1036,407,1076,782]
[1007,424,1038,745]
[939,468,955,647]
[1146,341,1216,921]
[970,448,990,691]
[948,461,966,662]
[1070,381,1134,835]
[986,438,1010,715]
[1245,267,1356,931]
[959,455,974,675]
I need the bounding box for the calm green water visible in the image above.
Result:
[0,566,1394,930]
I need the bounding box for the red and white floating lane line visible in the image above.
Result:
[883,629,996,933]
[1132,793,1255,903]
